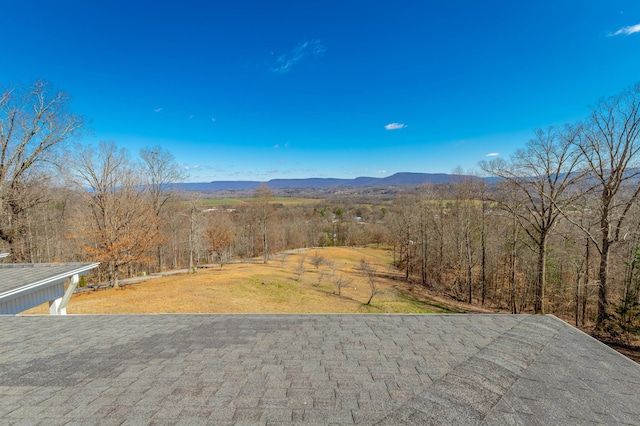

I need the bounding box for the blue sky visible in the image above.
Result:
[3,1,640,182]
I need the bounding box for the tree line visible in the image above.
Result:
[2,80,640,335]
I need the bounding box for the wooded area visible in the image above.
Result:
[2,80,640,339]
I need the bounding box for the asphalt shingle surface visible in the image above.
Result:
[0,314,638,425]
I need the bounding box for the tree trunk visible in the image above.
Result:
[574,271,580,327]
[405,230,410,281]
[438,216,444,284]
[597,238,610,326]
[510,212,518,314]
[421,213,427,286]
[466,228,473,304]
[156,243,163,272]
[481,201,487,306]
[534,233,548,314]
[112,263,120,288]
[582,237,590,326]
[262,219,269,263]
[510,253,517,314]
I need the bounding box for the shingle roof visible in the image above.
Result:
[0,314,638,424]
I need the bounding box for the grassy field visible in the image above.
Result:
[198,197,321,207]
[24,247,482,315]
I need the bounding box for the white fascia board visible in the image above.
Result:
[0,263,100,300]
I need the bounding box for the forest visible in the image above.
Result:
[2,80,640,340]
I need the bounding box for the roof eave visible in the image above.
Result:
[0,263,100,300]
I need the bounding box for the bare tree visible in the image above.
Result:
[388,194,419,281]
[450,170,478,304]
[295,253,306,281]
[140,145,186,271]
[205,212,235,269]
[254,184,273,263]
[280,252,289,268]
[325,259,349,296]
[310,251,325,270]
[187,198,199,273]
[574,83,640,325]
[74,142,160,287]
[508,203,520,314]
[315,265,328,287]
[480,126,586,313]
[479,180,488,306]
[334,274,353,297]
[0,81,84,260]
[360,259,380,305]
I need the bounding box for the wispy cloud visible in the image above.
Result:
[384,123,407,130]
[271,39,326,73]
[211,117,216,122]
[154,108,163,113]
[273,144,279,149]
[609,23,640,36]
[202,165,227,172]
[375,170,388,174]
[486,152,500,157]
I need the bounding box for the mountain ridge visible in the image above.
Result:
[176,172,476,192]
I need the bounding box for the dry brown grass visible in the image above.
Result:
[24,247,475,315]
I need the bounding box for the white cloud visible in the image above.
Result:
[486,152,500,157]
[273,144,279,149]
[375,170,388,174]
[211,117,216,122]
[271,39,326,73]
[610,23,640,36]
[154,108,163,113]
[384,123,407,130]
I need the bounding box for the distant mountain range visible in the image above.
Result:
[177,172,478,192]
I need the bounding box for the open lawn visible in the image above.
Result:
[24,247,483,315]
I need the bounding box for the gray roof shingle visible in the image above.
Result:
[0,314,638,424]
